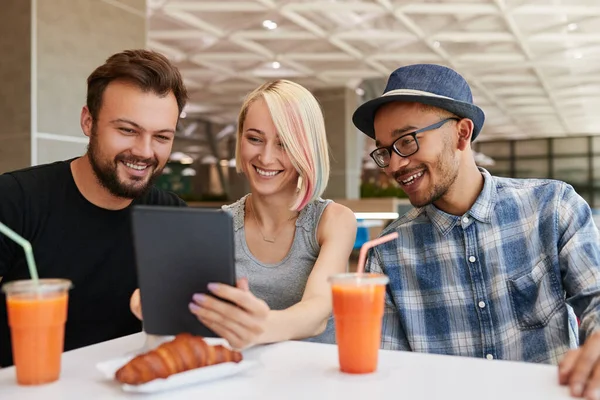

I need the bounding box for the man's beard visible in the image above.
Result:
[394,139,459,208]
[87,129,163,199]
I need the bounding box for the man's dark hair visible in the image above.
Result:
[86,49,188,120]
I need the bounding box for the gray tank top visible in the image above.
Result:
[222,194,336,344]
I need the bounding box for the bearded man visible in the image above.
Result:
[353,64,600,399]
[0,49,187,367]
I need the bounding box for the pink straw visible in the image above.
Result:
[356,232,399,274]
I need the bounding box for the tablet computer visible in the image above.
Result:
[131,205,236,337]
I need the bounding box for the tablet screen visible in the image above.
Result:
[131,206,236,337]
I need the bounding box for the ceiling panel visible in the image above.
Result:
[148,0,600,143]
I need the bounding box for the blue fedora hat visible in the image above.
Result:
[352,64,485,141]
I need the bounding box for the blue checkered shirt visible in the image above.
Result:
[367,168,600,364]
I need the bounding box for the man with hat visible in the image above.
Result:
[353,64,600,398]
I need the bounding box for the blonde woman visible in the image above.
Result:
[131,80,357,350]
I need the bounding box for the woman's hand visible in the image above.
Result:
[188,278,269,350]
[130,288,143,320]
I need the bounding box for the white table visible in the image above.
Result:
[0,333,571,399]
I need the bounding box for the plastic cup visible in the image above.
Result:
[2,279,71,385]
[329,273,389,374]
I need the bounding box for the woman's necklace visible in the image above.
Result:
[248,197,298,244]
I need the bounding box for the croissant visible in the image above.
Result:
[115,333,243,385]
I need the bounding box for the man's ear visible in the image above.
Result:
[81,106,93,138]
[456,119,474,151]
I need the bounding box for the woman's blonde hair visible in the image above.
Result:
[236,80,330,211]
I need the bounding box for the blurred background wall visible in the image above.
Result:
[0,0,147,172]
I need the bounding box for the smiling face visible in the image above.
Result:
[82,80,179,199]
[373,102,461,208]
[238,98,298,198]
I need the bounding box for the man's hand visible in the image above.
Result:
[559,331,600,399]
[188,278,269,350]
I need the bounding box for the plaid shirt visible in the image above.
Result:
[367,168,600,364]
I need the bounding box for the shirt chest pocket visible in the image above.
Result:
[507,255,564,330]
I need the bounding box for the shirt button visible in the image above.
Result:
[462,217,469,224]
[478,301,486,309]
[486,354,494,360]
[469,256,476,263]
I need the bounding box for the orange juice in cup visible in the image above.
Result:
[329,273,389,374]
[3,279,71,385]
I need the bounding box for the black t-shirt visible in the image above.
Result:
[0,159,186,366]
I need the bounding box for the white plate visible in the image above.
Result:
[96,338,256,393]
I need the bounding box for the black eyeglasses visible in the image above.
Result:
[369,118,459,168]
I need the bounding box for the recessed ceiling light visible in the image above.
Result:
[355,88,365,96]
[180,111,187,118]
[567,23,578,31]
[432,41,441,48]
[262,20,278,30]
[272,61,281,69]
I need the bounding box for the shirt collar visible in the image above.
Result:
[421,167,496,236]
[469,168,496,224]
